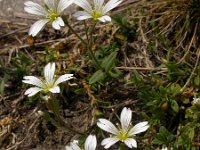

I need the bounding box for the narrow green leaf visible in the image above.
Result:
[89,70,105,84]
[171,100,179,113]
[101,51,117,72]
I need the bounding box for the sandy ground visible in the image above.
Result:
[0,0,74,19]
[0,0,41,18]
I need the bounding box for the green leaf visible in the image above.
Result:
[170,100,179,113]
[152,126,175,145]
[101,51,117,72]
[109,68,121,78]
[89,70,105,84]
[194,75,200,87]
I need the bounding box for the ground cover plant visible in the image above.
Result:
[0,0,199,149]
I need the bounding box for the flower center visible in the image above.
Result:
[43,83,55,92]
[91,10,103,20]
[47,10,59,21]
[117,132,129,142]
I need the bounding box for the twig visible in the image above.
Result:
[0,27,28,39]
[117,66,168,71]
[177,23,198,64]
[180,47,200,92]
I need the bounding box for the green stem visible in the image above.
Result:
[84,20,89,43]
[64,19,87,45]
[119,143,126,150]
[43,95,83,135]
[87,22,104,70]
[65,19,103,71]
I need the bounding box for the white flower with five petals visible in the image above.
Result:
[97,107,149,149]
[22,63,73,97]
[65,135,97,150]
[24,0,74,36]
[73,0,122,22]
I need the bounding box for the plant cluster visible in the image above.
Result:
[1,0,199,149]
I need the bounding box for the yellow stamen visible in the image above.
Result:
[91,10,103,20]
[117,132,129,142]
[43,83,54,92]
[47,10,59,21]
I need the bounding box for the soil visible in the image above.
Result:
[0,0,40,18]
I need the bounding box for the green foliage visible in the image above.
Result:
[89,46,121,84]
[89,70,105,84]
[152,126,175,145]
[112,15,137,41]
[38,110,60,127]
[11,52,33,79]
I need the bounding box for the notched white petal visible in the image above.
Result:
[22,76,44,87]
[52,17,65,30]
[24,1,47,16]
[97,119,119,135]
[65,142,81,150]
[73,11,92,20]
[102,0,122,14]
[49,86,60,93]
[29,19,49,37]
[25,87,42,97]
[54,74,73,85]
[58,0,74,14]
[84,135,97,150]
[129,121,149,135]
[74,0,92,12]
[98,15,111,22]
[120,107,132,132]
[44,0,57,11]
[101,137,119,149]
[124,138,137,148]
[44,63,55,84]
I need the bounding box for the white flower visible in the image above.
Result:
[73,0,122,22]
[22,63,73,97]
[65,135,97,150]
[97,107,149,149]
[192,97,200,104]
[161,147,173,150]
[24,0,74,36]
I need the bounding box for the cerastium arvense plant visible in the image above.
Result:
[23,0,150,149]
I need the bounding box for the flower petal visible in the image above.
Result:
[97,119,119,135]
[124,138,137,148]
[52,17,64,30]
[24,1,47,16]
[44,63,55,84]
[102,0,122,14]
[98,15,111,22]
[28,19,49,37]
[49,86,60,93]
[128,121,149,136]
[84,135,97,150]
[44,0,57,11]
[54,74,74,85]
[57,0,74,14]
[94,0,104,11]
[73,11,92,20]
[101,137,119,149]
[74,0,92,12]
[65,142,81,150]
[22,76,44,87]
[120,107,132,132]
[24,87,42,97]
